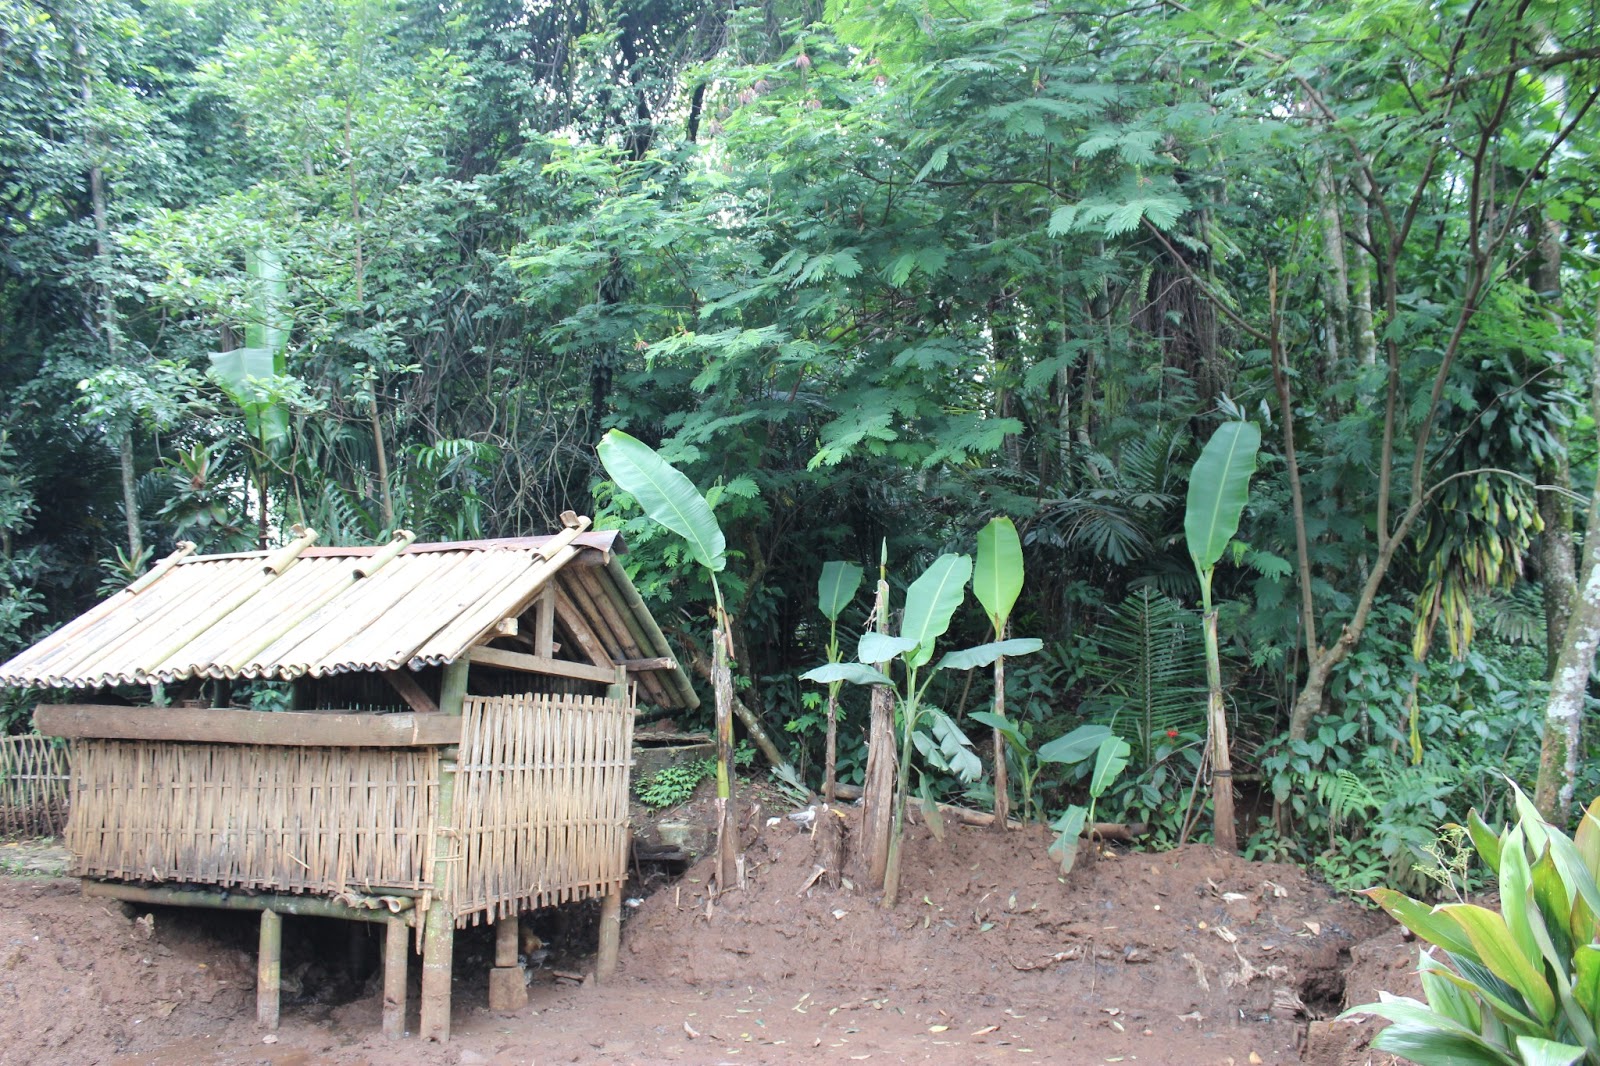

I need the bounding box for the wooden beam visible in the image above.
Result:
[466,646,616,685]
[551,587,616,670]
[616,657,676,672]
[383,670,439,715]
[82,879,418,922]
[36,704,461,747]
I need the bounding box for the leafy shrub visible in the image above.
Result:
[636,746,757,810]
[1343,787,1600,1065]
[636,759,714,809]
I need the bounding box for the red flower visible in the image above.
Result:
[1166,729,1179,739]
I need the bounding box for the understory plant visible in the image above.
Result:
[1343,786,1600,1065]
[1041,724,1132,875]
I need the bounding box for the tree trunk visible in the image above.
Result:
[1532,212,1575,676]
[1314,159,1350,379]
[119,431,141,562]
[1534,296,1600,824]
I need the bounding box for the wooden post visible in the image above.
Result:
[382,918,408,1039]
[596,889,621,983]
[534,586,556,657]
[257,909,282,1029]
[487,915,528,1011]
[421,657,468,1042]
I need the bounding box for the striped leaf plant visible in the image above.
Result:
[1343,785,1600,1066]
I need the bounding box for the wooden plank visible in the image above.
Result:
[384,670,440,714]
[36,704,460,747]
[466,646,616,685]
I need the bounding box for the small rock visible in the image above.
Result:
[261,1034,278,1045]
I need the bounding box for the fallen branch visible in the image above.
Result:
[830,784,1147,839]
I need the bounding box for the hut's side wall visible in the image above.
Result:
[452,692,634,924]
[67,740,438,893]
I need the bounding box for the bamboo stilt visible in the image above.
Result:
[420,900,454,1041]
[383,919,408,1039]
[257,909,281,1029]
[596,889,621,982]
[421,657,469,1042]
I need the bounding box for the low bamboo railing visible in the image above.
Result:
[0,734,70,838]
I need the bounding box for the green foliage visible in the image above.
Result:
[598,429,727,574]
[1081,588,1206,767]
[1046,732,1133,876]
[636,759,715,810]
[973,517,1023,634]
[1343,789,1600,1065]
[818,561,863,624]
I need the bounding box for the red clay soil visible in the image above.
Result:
[0,803,1427,1066]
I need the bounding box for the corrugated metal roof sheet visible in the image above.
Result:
[0,531,697,708]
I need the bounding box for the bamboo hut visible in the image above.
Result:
[0,514,697,1041]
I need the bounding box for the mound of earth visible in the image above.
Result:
[0,798,1418,1065]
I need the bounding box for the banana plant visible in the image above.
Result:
[973,516,1025,826]
[802,552,1041,905]
[1184,420,1260,853]
[816,561,864,805]
[1037,724,1131,876]
[597,429,739,891]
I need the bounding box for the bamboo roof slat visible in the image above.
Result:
[0,533,695,708]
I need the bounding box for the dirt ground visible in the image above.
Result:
[0,799,1427,1066]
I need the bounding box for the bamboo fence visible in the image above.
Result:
[0,735,70,838]
[451,693,633,925]
[66,740,438,894]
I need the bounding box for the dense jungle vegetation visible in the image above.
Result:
[3,0,1599,893]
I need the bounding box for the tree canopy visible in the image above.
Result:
[4,0,1599,879]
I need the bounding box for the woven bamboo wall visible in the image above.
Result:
[452,693,634,924]
[67,740,439,894]
[0,735,70,838]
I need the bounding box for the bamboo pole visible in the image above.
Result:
[257,909,282,1029]
[82,880,416,921]
[383,918,408,1038]
[596,889,621,982]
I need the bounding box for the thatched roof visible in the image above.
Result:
[0,528,697,709]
